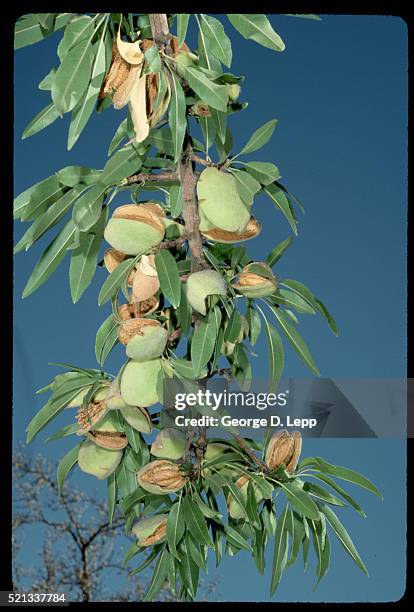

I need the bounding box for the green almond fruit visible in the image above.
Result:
[66,385,108,409]
[132,514,168,547]
[137,459,187,495]
[197,167,250,233]
[125,325,169,361]
[120,358,163,407]
[104,218,164,256]
[186,269,227,315]
[150,428,186,460]
[121,405,152,434]
[78,439,123,479]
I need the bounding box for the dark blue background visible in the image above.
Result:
[13,15,407,601]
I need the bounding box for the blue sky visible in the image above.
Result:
[13,14,407,602]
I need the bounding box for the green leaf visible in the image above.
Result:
[52,38,95,115]
[185,533,207,571]
[280,482,321,521]
[22,219,77,298]
[227,14,285,52]
[148,128,175,155]
[67,27,108,150]
[57,15,95,59]
[15,14,48,49]
[106,472,117,523]
[18,175,64,222]
[272,289,316,315]
[176,14,190,47]
[95,315,119,366]
[266,237,293,267]
[284,14,322,20]
[167,496,185,559]
[172,358,206,380]
[57,166,101,187]
[245,161,281,185]
[191,310,217,377]
[108,118,128,156]
[69,220,104,302]
[223,524,253,552]
[177,540,199,598]
[168,70,187,163]
[182,495,214,548]
[45,423,80,443]
[155,250,181,308]
[22,103,60,139]
[144,45,162,73]
[315,297,339,336]
[303,482,346,507]
[199,14,232,67]
[257,306,284,392]
[181,65,228,111]
[223,308,242,343]
[210,109,227,145]
[310,474,366,517]
[143,548,169,602]
[267,305,320,375]
[169,184,184,218]
[300,458,382,499]
[14,187,84,254]
[98,257,138,306]
[197,24,222,73]
[26,381,90,443]
[319,504,369,575]
[101,146,141,186]
[57,443,81,495]
[270,504,289,595]
[264,184,298,234]
[230,169,261,205]
[247,306,262,346]
[72,183,106,232]
[287,511,305,567]
[238,119,278,156]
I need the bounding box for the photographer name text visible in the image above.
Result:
[174,415,317,430]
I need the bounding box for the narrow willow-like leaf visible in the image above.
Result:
[267,304,320,375]
[264,183,298,235]
[191,310,217,378]
[319,504,369,575]
[52,38,95,115]
[309,473,366,517]
[181,65,228,111]
[266,236,293,267]
[167,495,185,559]
[223,524,253,552]
[143,548,169,602]
[57,443,81,495]
[227,14,285,52]
[100,146,142,186]
[22,219,77,298]
[280,482,321,521]
[69,227,102,302]
[257,306,284,392]
[107,472,117,523]
[244,161,281,185]
[98,257,138,306]
[108,118,128,156]
[300,458,382,498]
[182,495,214,548]
[238,119,278,156]
[67,23,108,150]
[177,13,190,47]
[22,103,60,139]
[95,314,118,366]
[199,14,232,67]
[168,70,187,162]
[155,250,181,308]
[270,504,289,595]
